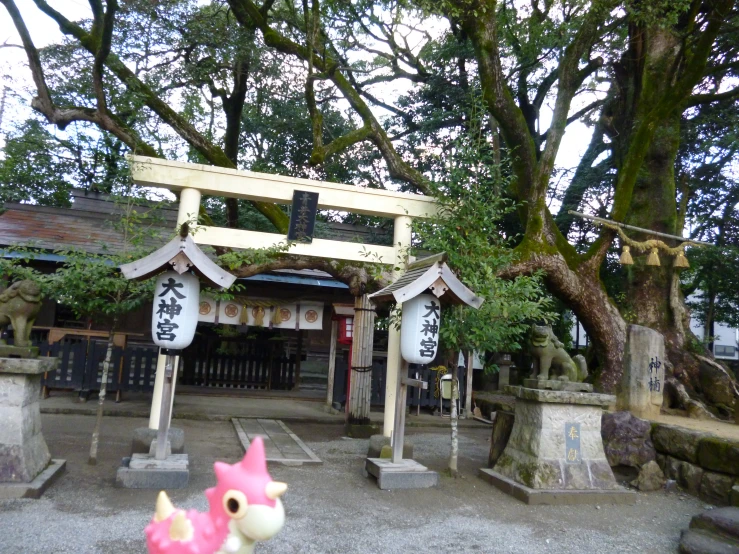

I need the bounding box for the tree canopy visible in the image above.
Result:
[2,0,739,406]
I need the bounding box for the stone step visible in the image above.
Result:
[679,529,739,554]
[692,509,739,543]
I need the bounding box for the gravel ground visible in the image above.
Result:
[0,414,707,553]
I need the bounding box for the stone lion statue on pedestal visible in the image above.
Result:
[0,280,43,348]
[528,324,588,383]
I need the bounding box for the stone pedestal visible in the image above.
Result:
[116,453,189,489]
[479,386,635,505]
[364,458,439,490]
[0,357,66,498]
[618,324,665,419]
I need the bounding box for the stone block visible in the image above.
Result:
[0,459,66,499]
[131,427,185,455]
[0,374,41,407]
[677,461,704,497]
[116,456,189,489]
[367,435,413,459]
[731,485,739,508]
[631,460,666,491]
[478,468,636,505]
[129,453,188,471]
[346,423,378,439]
[663,455,682,481]
[0,358,57,375]
[690,506,739,542]
[488,410,515,468]
[504,386,614,406]
[653,424,707,464]
[493,396,618,491]
[678,529,739,554]
[601,411,655,468]
[0,404,41,445]
[701,471,735,505]
[698,437,739,476]
[0,433,51,482]
[522,379,593,392]
[365,458,438,490]
[618,324,665,419]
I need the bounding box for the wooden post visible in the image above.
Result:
[155,353,176,460]
[383,215,412,437]
[391,361,409,463]
[348,295,376,425]
[326,319,338,407]
[464,351,474,417]
[294,330,303,390]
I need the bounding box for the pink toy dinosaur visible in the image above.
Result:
[145,436,287,554]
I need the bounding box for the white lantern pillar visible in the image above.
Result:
[149,188,201,430]
[383,215,412,437]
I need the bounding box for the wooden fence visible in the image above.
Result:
[37,339,158,394]
[180,336,296,390]
[332,353,467,409]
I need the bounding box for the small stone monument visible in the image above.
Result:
[0,280,65,498]
[618,324,665,419]
[479,325,634,505]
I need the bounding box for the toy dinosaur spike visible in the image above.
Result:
[146,435,287,554]
[169,512,194,542]
[155,491,176,523]
[241,436,268,473]
[265,481,287,500]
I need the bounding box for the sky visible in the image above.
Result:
[0,0,597,215]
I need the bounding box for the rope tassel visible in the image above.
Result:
[646,247,661,266]
[619,246,634,265]
[674,248,690,268]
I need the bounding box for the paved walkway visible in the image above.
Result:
[40,390,486,429]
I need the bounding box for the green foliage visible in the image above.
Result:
[624,0,693,28]
[0,120,74,207]
[414,113,553,363]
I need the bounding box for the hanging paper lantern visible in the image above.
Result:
[151,271,200,350]
[646,247,661,266]
[619,246,634,265]
[400,294,441,364]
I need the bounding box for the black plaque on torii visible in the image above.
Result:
[287,190,319,243]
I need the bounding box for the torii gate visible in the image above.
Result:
[129,155,438,437]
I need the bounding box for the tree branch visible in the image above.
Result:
[29,0,289,232]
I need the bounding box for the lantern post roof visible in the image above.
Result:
[120,232,236,290]
[369,253,483,309]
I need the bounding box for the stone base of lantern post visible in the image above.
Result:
[116,453,189,489]
[0,356,66,499]
[364,457,439,490]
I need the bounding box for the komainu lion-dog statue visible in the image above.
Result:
[528,324,588,383]
[0,280,43,347]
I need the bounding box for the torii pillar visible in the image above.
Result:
[148,188,201,430]
[383,215,412,437]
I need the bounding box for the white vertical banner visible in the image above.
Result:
[151,271,200,350]
[400,294,441,364]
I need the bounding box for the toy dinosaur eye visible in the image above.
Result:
[222,490,248,519]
